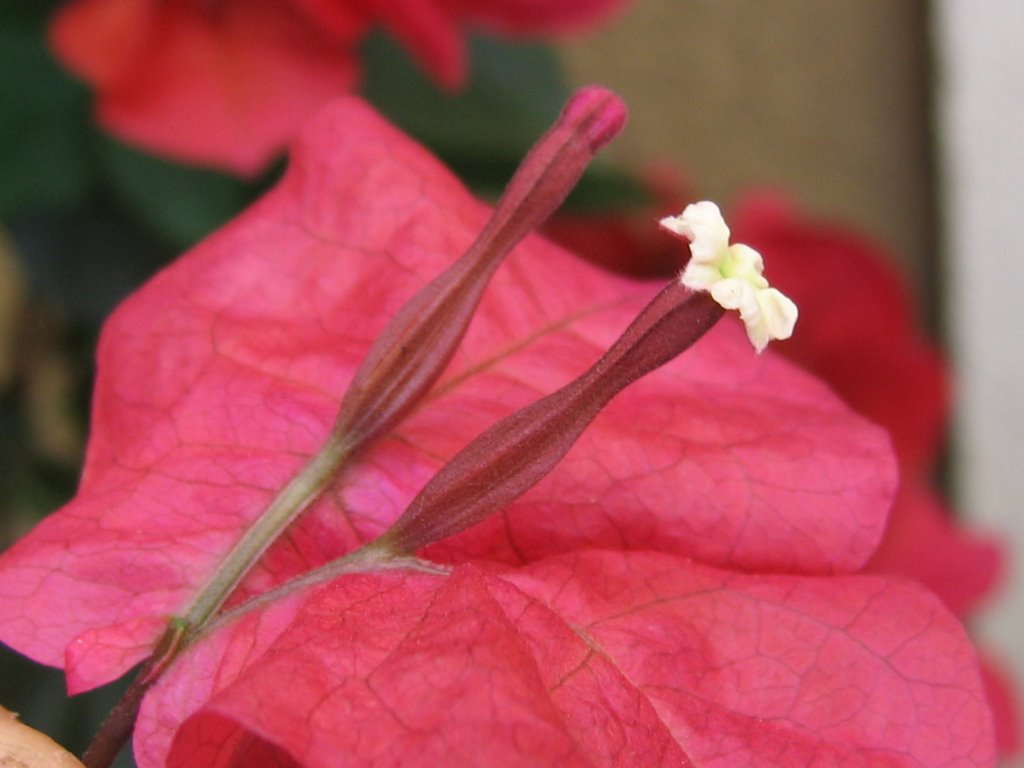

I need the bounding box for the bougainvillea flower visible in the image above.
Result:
[135,553,993,767]
[49,0,629,174]
[50,0,362,176]
[569,188,999,620]
[0,94,994,766]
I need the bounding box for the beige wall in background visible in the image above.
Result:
[937,4,1024,756]
[561,0,934,304]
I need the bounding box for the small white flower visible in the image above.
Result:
[659,201,798,353]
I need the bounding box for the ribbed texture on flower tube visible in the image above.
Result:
[377,284,725,555]
[330,86,628,450]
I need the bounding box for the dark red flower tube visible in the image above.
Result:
[376,282,724,554]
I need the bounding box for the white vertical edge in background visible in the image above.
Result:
[935,0,1024,754]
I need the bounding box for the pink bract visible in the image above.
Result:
[139,552,992,767]
[0,98,993,765]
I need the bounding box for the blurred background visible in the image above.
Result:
[1,0,1020,764]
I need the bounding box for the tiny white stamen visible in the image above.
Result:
[659,201,797,353]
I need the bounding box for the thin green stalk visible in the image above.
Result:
[82,436,356,768]
[179,434,354,633]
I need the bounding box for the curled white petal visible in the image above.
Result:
[725,244,767,286]
[659,201,730,263]
[757,288,799,341]
[679,261,722,293]
[661,200,798,352]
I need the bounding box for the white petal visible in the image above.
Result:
[726,244,766,283]
[745,319,771,353]
[710,278,756,311]
[660,201,731,263]
[658,215,689,237]
[757,288,799,341]
[680,262,722,292]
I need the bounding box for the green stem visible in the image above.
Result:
[81,434,356,768]
[179,435,354,633]
[194,546,447,644]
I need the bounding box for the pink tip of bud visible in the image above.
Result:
[560,85,628,152]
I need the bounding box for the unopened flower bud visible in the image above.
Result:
[331,86,629,449]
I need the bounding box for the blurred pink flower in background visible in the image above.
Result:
[48,0,628,175]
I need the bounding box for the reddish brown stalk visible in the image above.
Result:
[82,622,186,768]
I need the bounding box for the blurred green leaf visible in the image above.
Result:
[361,33,647,212]
[563,165,651,212]
[10,205,172,325]
[0,1,95,215]
[99,139,260,249]
[362,33,569,162]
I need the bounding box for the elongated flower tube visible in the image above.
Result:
[375,283,725,555]
[330,86,628,451]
